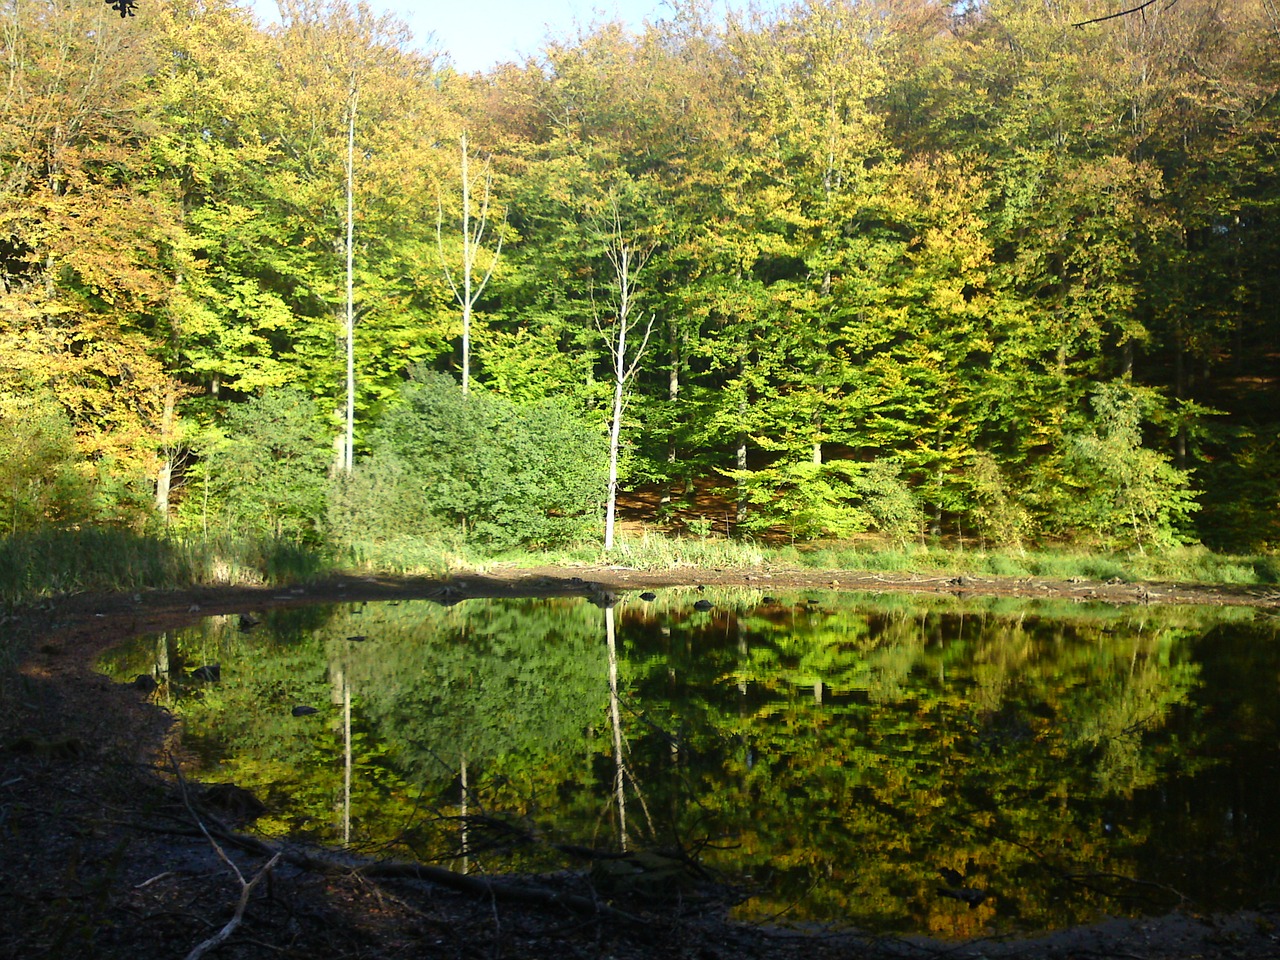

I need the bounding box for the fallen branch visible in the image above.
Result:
[184,850,282,960]
[171,760,283,960]
[124,800,649,928]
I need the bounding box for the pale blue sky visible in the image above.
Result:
[252,0,698,74]
[415,0,677,72]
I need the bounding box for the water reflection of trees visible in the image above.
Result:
[98,594,1279,936]
[620,594,1245,936]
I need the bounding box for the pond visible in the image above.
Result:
[99,588,1280,940]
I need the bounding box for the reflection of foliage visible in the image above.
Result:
[1060,638,1201,795]
[621,592,1253,933]
[97,593,1278,936]
[344,599,605,781]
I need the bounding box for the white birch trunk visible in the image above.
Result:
[343,90,357,473]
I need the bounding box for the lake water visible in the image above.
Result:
[100,588,1280,939]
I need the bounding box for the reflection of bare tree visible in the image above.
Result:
[459,754,469,874]
[604,604,659,852]
[606,604,629,850]
[343,671,352,847]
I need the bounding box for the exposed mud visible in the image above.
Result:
[2,566,1278,959]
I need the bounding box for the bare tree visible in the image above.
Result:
[342,85,357,473]
[596,199,656,552]
[438,131,504,395]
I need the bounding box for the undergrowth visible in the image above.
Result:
[0,528,336,609]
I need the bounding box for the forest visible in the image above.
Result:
[2,0,1278,557]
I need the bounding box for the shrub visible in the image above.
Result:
[1062,381,1199,553]
[192,389,332,543]
[367,372,606,548]
[725,458,923,544]
[0,393,93,535]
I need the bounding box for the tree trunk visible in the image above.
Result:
[343,89,357,474]
[604,339,625,551]
[663,320,679,503]
[460,131,472,395]
[155,385,177,520]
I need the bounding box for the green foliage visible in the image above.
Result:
[1063,382,1200,552]
[967,452,1033,552]
[369,371,606,548]
[0,394,93,535]
[725,459,922,544]
[326,455,438,545]
[1196,423,1280,552]
[193,389,332,544]
[2,0,1278,558]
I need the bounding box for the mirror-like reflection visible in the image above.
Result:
[99,590,1280,939]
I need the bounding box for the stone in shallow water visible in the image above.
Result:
[132,674,158,693]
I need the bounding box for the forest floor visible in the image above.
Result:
[3,565,1279,960]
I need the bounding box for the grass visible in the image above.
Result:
[0,527,341,610]
[784,541,1280,585]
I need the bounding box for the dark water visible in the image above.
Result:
[100,589,1280,939]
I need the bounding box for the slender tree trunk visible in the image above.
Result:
[343,89,357,474]
[459,755,469,875]
[603,242,631,552]
[439,131,503,397]
[155,385,176,520]
[600,216,654,552]
[342,674,352,847]
[736,375,748,526]
[460,132,472,395]
[605,330,626,550]
[1174,326,1187,470]
[663,321,679,503]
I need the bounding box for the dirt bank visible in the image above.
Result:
[2,566,1277,959]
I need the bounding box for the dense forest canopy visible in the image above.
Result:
[1,0,1276,551]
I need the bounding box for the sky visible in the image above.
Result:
[253,0,690,74]
[408,0,673,72]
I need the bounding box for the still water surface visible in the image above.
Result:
[101,589,1280,939]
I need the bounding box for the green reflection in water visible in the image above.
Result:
[100,590,1280,939]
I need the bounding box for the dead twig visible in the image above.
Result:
[170,759,283,960]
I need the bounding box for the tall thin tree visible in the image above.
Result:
[597,199,656,552]
[437,131,504,395]
[342,84,357,473]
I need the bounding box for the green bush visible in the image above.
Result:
[327,455,440,545]
[725,458,923,544]
[0,394,94,535]
[189,389,332,544]
[1062,382,1200,553]
[367,372,606,548]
